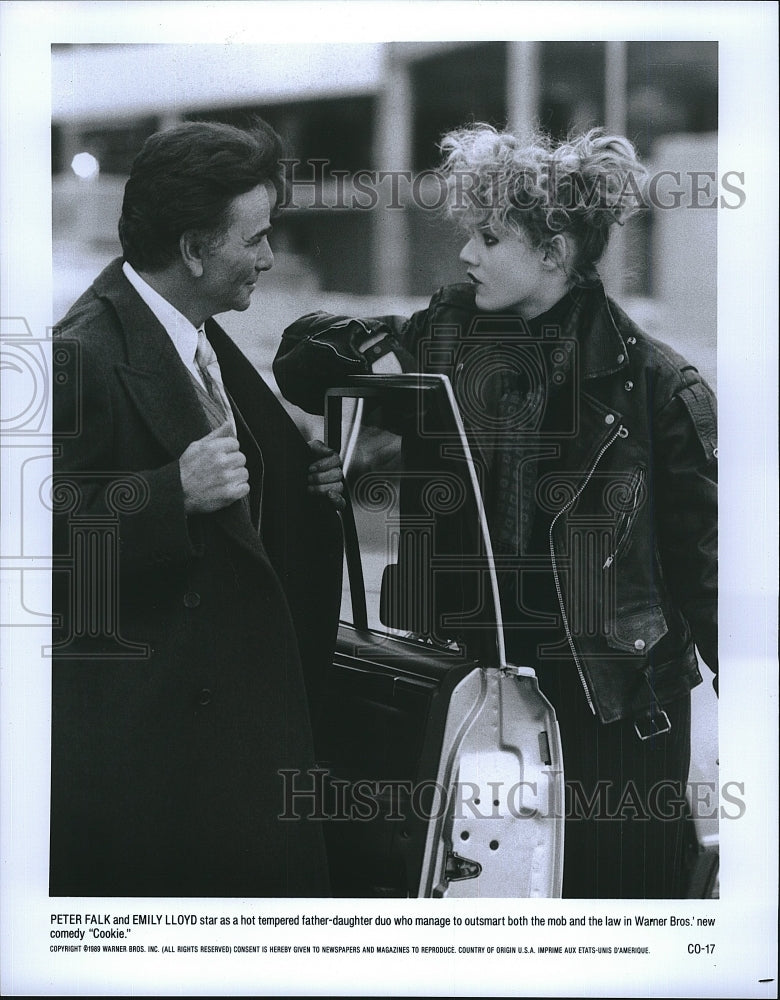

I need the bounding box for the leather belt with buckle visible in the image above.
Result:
[634,708,672,741]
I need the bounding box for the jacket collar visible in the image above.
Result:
[92,259,270,561]
[562,282,630,380]
[92,259,210,452]
[458,278,631,380]
[92,257,184,374]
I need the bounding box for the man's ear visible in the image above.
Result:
[180,231,205,278]
[542,234,569,271]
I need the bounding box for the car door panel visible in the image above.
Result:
[317,375,564,898]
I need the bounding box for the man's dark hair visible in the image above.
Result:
[118,118,285,272]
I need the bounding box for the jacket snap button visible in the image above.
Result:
[617,353,625,364]
[624,380,634,391]
[198,688,212,706]
[627,336,637,345]
[634,638,646,652]
[183,591,200,608]
[604,414,615,425]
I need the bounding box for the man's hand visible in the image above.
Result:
[307,439,345,510]
[179,422,250,514]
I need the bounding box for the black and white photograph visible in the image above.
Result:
[1,1,777,996]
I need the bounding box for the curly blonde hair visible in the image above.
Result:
[439,124,647,286]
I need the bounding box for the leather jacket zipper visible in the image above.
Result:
[602,465,645,569]
[549,424,628,715]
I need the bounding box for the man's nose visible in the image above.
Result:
[256,242,274,271]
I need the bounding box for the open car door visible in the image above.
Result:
[313,374,564,898]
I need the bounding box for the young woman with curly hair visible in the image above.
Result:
[275,124,718,899]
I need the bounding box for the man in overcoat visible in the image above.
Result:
[50,119,343,897]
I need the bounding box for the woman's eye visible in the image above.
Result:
[481,232,499,247]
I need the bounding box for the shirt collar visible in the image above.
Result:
[122,261,200,370]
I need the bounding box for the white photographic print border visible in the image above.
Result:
[1,2,778,996]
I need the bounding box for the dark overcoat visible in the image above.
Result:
[50,258,342,897]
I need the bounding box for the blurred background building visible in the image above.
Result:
[52,40,718,388]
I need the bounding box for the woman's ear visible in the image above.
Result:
[542,234,569,271]
[180,231,205,278]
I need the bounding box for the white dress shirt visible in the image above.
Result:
[122,260,239,436]
[122,261,209,390]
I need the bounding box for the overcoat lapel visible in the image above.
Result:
[93,260,212,457]
[94,259,270,563]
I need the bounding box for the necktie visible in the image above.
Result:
[194,327,258,525]
[195,328,235,431]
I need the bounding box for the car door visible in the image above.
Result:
[313,373,564,898]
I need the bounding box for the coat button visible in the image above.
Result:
[624,380,634,391]
[617,353,625,364]
[627,336,637,345]
[634,639,646,652]
[183,591,200,608]
[604,414,615,425]
[198,688,212,706]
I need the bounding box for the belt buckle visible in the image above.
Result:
[634,708,671,741]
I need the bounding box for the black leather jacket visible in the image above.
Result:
[274,283,718,726]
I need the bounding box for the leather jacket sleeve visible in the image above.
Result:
[274,287,477,413]
[273,312,418,414]
[653,372,719,689]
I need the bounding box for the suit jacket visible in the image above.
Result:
[50,258,342,896]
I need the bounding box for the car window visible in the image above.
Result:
[327,375,505,666]
[337,407,403,632]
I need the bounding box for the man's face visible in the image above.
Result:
[198,182,276,316]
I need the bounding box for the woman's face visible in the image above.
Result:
[459,225,552,318]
